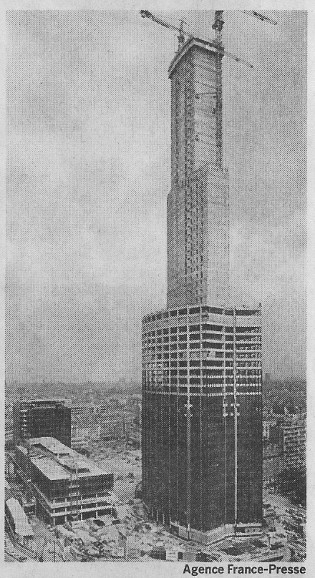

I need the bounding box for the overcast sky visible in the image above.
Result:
[6,10,306,383]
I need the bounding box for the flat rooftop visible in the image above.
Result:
[17,398,69,405]
[17,436,111,481]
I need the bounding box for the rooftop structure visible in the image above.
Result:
[22,436,108,479]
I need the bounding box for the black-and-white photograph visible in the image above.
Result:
[5,6,306,569]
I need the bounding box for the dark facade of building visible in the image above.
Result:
[142,305,262,537]
[142,35,263,541]
[13,399,71,447]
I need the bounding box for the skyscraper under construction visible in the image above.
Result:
[142,12,262,542]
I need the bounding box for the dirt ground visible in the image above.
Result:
[94,447,142,502]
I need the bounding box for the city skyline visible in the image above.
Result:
[6,10,306,383]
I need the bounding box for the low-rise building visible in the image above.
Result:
[15,436,114,525]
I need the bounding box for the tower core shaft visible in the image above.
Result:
[167,38,229,309]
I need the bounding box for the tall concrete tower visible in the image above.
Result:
[167,38,229,309]
[142,22,262,543]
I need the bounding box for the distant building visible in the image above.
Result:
[71,403,96,420]
[5,428,14,448]
[15,436,114,525]
[263,415,306,481]
[13,399,71,447]
[70,404,97,448]
[263,417,277,442]
[72,423,101,450]
[282,422,306,467]
[5,401,14,448]
[71,402,135,443]
[263,443,285,484]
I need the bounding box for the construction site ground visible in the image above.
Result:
[263,486,306,561]
[5,443,306,563]
[89,443,142,503]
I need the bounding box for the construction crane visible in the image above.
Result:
[140,9,277,169]
[140,9,256,168]
[140,10,189,49]
[141,9,277,61]
[243,10,277,26]
[140,10,253,69]
[211,9,276,169]
[212,9,277,47]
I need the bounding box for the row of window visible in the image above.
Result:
[143,325,261,337]
[162,363,261,373]
[144,378,262,388]
[143,324,260,341]
[143,336,261,346]
[144,365,262,374]
[143,352,261,362]
[143,355,261,364]
[144,387,262,397]
[143,346,261,356]
[143,344,261,354]
[143,306,261,324]
[143,333,261,345]
[145,369,261,378]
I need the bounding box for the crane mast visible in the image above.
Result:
[212,10,225,167]
[212,10,225,47]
